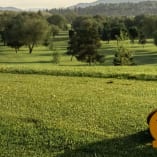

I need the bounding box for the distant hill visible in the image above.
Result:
[68,0,150,8]
[0,7,21,11]
[65,1,157,16]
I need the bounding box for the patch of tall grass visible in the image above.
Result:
[0,65,157,81]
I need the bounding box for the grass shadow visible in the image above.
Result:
[59,130,157,157]
[134,51,157,65]
[0,61,52,64]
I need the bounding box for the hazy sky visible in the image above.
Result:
[1,0,96,9]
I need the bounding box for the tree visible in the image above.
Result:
[51,24,60,38]
[23,13,50,53]
[5,14,25,53]
[3,13,50,54]
[68,17,104,65]
[110,25,126,40]
[138,31,147,48]
[0,12,15,46]
[52,52,60,64]
[47,14,67,30]
[128,26,138,43]
[67,30,77,61]
[102,22,111,43]
[153,31,157,47]
[113,32,134,66]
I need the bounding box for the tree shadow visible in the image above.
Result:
[59,130,157,157]
[134,51,157,65]
[54,37,68,42]
[0,61,52,64]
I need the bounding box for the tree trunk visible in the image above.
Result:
[71,55,73,61]
[29,43,35,54]
[3,40,6,46]
[88,56,92,66]
[117,40,119,45]
[29,47,33,54]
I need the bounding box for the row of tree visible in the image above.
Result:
[1,11,157,65]
[67,16,157,65]
[49,1,157,16]
[0,12,67,53]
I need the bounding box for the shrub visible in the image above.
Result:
[52,52,60,64]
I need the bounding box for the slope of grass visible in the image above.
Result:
[0,73,157,156]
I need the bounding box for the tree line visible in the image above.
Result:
[1,12,157,65]
[67,15,157,65]
[50,1,157,16]
[0,12,67,53]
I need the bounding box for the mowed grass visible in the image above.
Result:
[0,31,157,81]
[1,31,157,156]
[0,73,157,157]
[0,31,157,67]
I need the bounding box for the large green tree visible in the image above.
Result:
[102,22,111,43]
[4,13,50,54]
[128,26,138,43]
[23,13,50,54]
[0,12,15,46]
[138,31,147,48]
[47,14,67,30]
[67,30,77,61]
[68,17,104,65]
[5,14,25,53]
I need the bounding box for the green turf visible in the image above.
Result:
[0,31,157,156]
[0,31,157,67]
[0,73,157,157]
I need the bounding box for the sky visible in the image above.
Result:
[0,0,96,9]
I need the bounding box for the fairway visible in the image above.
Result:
[0,73,157,156]
[0,30,157,156]
[1,2,157,156]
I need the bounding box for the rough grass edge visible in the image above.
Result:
[0,66,157,81]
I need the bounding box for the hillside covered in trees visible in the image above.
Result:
[68,0,150,9]
[50,1,157,16]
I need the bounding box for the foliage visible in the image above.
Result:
[113,32,134,66]
[5,14,25,53]
[139,31,147,48]
[51,24,60,38]
[67,30,77,61]
[0,12,15,45]
[69,17,103,65]
[102,22,111,43]
[52,52,60,64]
[50,1,157,16]
[47,14,67,30]
[128,26,138,43]
[22,13,50,54]
[153,31,157,46]
[1,12,50,54]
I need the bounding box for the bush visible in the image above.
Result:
[52,52,60,64]
[113,32,134,66]
[95,54,105,64]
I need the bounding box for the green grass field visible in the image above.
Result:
[0,31,157,156]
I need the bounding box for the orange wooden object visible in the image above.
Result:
[147,109,157,148]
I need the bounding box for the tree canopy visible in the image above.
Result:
[67,17,104,65]
[4,12,50,53]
